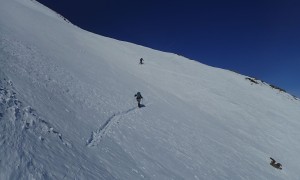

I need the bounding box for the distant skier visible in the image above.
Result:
[139,58,144,65]
[134,92,143,108]
[270,157,282,170]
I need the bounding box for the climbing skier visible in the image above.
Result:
[134,92,143,108]
[139,58,144,64]
[270,157,282,170]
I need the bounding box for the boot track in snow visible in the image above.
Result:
[86,107,138,147]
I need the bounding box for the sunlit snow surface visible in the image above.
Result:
[1,0,300,179]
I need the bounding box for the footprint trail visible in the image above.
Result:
[87,107,138,147]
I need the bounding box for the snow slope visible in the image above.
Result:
[1,0,300,179]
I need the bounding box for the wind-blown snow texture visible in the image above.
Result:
[1,0,300,179]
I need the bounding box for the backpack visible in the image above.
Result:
[135,92,142,99]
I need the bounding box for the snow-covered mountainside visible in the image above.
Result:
[1,0,300,179]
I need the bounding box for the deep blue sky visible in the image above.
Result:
[37,0,300,97]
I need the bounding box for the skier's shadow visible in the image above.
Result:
[139,104,146,108]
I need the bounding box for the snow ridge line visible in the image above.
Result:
[86,107,137,147]
[0,77,71,148]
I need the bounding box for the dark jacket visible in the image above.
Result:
[135,92,143,100]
